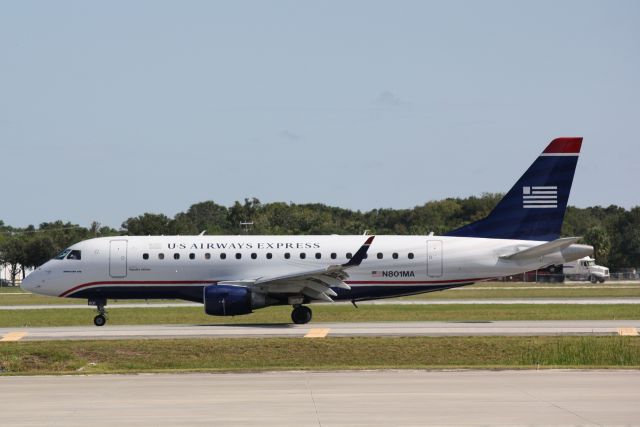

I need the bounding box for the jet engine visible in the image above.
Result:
[203,284,274,316]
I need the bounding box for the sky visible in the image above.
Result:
[1,1,638,229]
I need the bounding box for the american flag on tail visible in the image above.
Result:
[522,186,558,209]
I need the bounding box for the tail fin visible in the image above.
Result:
[445,137,582,241]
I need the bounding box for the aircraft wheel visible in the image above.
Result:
[94,314,107,327]
[291,306,312,324]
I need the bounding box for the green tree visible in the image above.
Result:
[184,201,230,234]
[0,236,26,285]
[23,235,56,269]
[608,207,640,270]
[121,213,172,235]
[228,198,262,233]
[169,213,198,235]
[583,226,611,265]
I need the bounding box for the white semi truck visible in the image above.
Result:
[563,256,610,283]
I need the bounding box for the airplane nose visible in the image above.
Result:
[21,271,35,292]
[21,269,44,293]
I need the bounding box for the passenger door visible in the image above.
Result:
[426,240,443,278]
[109,239,128,278]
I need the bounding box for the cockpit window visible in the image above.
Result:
[67,250,82,260]
[54,249,72,260]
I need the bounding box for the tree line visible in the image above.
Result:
[1,196,638,284]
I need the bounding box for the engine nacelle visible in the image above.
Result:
[203,284,274,316]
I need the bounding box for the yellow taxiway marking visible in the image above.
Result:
[304,328,330,338]
[1,332,27,342]
[617,327,639,336]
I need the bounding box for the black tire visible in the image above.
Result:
[599,278,606,283]
[291,306,312,324]
[94,314,107,327]
[590,275,598,284]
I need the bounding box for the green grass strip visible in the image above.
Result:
[1,304,640,327]
[1,336,639,375]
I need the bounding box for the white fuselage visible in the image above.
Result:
[22,234,576,302]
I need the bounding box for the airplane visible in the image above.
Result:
[21,137,593,326]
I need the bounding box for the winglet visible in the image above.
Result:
[343,236,375,267]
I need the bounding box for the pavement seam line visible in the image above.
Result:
[1,332,27,341]
[304,328,330,338]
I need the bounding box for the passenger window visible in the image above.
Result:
[392,253,398,259]
[377,253,383,259]
[143,253,149,260]
[235,253,242,260]
[300,253,306,259]
[408,253,414,259]
[331,253,337,259]
[205,253,211,260]
[251,253,257,259]
[284,252,291,259]
[158,253,165,260]
[266,253,273,259]
[220,253,226,260]
[346,252,352,259]
[189,253,195,260]
[174,253,180,260]
[67,250,81,260]
[315,253,321,259]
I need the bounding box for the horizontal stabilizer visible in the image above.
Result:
[500,237,581,261]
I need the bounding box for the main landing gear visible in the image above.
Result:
[89,298,108,327]
[291,305,312,324]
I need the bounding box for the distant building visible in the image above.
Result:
[0,263,33,286]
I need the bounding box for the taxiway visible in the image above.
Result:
[1,320,639,341]
[1,370,639,426]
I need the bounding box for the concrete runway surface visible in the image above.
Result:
[1,370,639,426]
[1,320,639,341]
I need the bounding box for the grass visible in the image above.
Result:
[1,336,638,375]
[1,304,640,327]
[406,286,640,299]
[0,294,181,306]
[0,286,27,294]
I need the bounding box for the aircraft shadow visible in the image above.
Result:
[193,323,294,328]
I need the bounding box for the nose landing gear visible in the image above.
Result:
[291,305,312,324]
[94,313,106,327]
[89,298,108,327]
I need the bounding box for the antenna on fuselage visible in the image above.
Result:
[199,230,206,236]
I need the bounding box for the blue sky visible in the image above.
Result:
[1,1,638,228]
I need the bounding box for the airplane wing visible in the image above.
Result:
[218,236,375,303]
